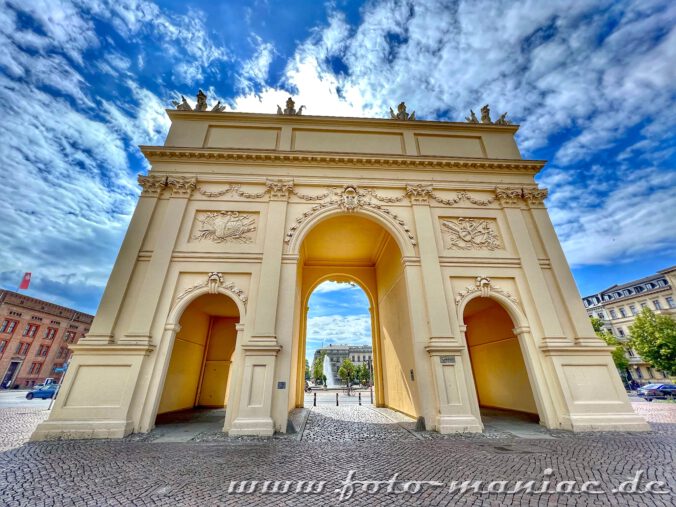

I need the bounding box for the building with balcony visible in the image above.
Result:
[312,344,373,382]
[582,266,676,384]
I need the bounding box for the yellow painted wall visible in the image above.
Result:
[157,305,209,414]
[465,301,538,414]
[198,317,237,407]
[375,237,416,416]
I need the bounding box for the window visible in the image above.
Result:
[617,328,625,337]
[640,302,647,309]
[0,340,6,353]
[28,362,42,375]
[50,320,61,325]
[63,331,76,343]
[52,363,63,373]
[596,312,605,320]
[619,307,627,317]
[44,327,57,340]
[667,297,675,309]
[609,309,617,319]
[627,348,635,357]
[16,342,30,355]
[1,319,18,333]
[653,299,661,310]
[635,367,643,379]
[23,324,39,337]
[57,346,68,359]
[629,305,638,316]
[69,324,78,330]
[9,310,22,317]
[37,345,50,357]
[31,316,43,322]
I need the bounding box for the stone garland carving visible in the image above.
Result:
[191,211,256,244]
[137,175,166,196]
[176,272,248,305]
[172,89,225,112]
[441,218,502,251]
[429,191,495,207]
[465,104,512,125]
[455,276,518,305]
[284,184,417,245]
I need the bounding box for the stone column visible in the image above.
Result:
[84,175,166,345]
[405,184,457,345]
[496,187,569,346]
[230,179,291,436]
[523,188,602,346]
[121,176,196,345]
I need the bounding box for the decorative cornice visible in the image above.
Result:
[166,176,197,198]
[455,276,519,306]
[176,272,248,305]
[137,175,166,197]
[140,147,544,174]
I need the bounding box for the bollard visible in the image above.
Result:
[370,388,373,404]
[313,392,316,407]
[336,392,339,406]
[358,392,362,406]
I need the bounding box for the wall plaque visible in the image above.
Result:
[439,355,456,364]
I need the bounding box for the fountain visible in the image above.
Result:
[323,355,336,388]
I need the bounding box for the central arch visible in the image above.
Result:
[290,212,421,417]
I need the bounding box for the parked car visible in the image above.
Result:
[26,384,59,400]
[637,383,676,401]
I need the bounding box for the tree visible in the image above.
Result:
[357,363,370,385]
[312,353,325,384]
[629,308,676,375]
[338,359,356,394]
[590,317,629,372]
[304,359,310,381]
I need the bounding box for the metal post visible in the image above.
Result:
[358,392,361,406]
[336,392,339,406]
[370,387,373,405]
[313,392,316,407]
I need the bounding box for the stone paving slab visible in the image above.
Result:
[0,403,673,506]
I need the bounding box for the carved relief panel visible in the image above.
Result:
[189,211,258,244]
[440,217,502,251]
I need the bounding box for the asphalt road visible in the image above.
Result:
[0,389,51,409]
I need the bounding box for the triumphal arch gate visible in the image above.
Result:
[33,97,647,439]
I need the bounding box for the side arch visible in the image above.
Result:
[286,205,417,258]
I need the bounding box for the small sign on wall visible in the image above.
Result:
[277,381,286,389]
[439,355,456,364]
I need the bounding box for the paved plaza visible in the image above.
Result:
[0,392,673,506]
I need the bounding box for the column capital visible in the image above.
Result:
[137,174,166,197]
[522,187,548,208]
[495,186,523,207]
[166,176,196,198]
[406,183,433,204]
[266,178,294,200]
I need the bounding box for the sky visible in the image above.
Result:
[1,0,675,361]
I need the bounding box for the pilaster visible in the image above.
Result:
[496,186,569,346]
[121,176,196,345]
[84,175,166,345]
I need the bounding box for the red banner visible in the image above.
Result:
[19,272,31,290]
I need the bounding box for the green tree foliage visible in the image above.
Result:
[356,364,370,385]
[312,353,325,383]
[591,317,629,372]
[305,359,310,381]
[337,358,356,384]
[629,308,676,375]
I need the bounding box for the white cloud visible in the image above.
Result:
[306,315,372,345]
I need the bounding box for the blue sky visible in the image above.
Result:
[1,1,675,360]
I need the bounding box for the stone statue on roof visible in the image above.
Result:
[390,102,416,120]
[277,97,305,115]
[171,90,226,112]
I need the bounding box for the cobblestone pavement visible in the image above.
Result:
[0,403,673,506]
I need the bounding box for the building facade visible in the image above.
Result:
[32,98,648,440]
[582,266,676,384]
[313,344,373,381]
[0,290,93,389]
